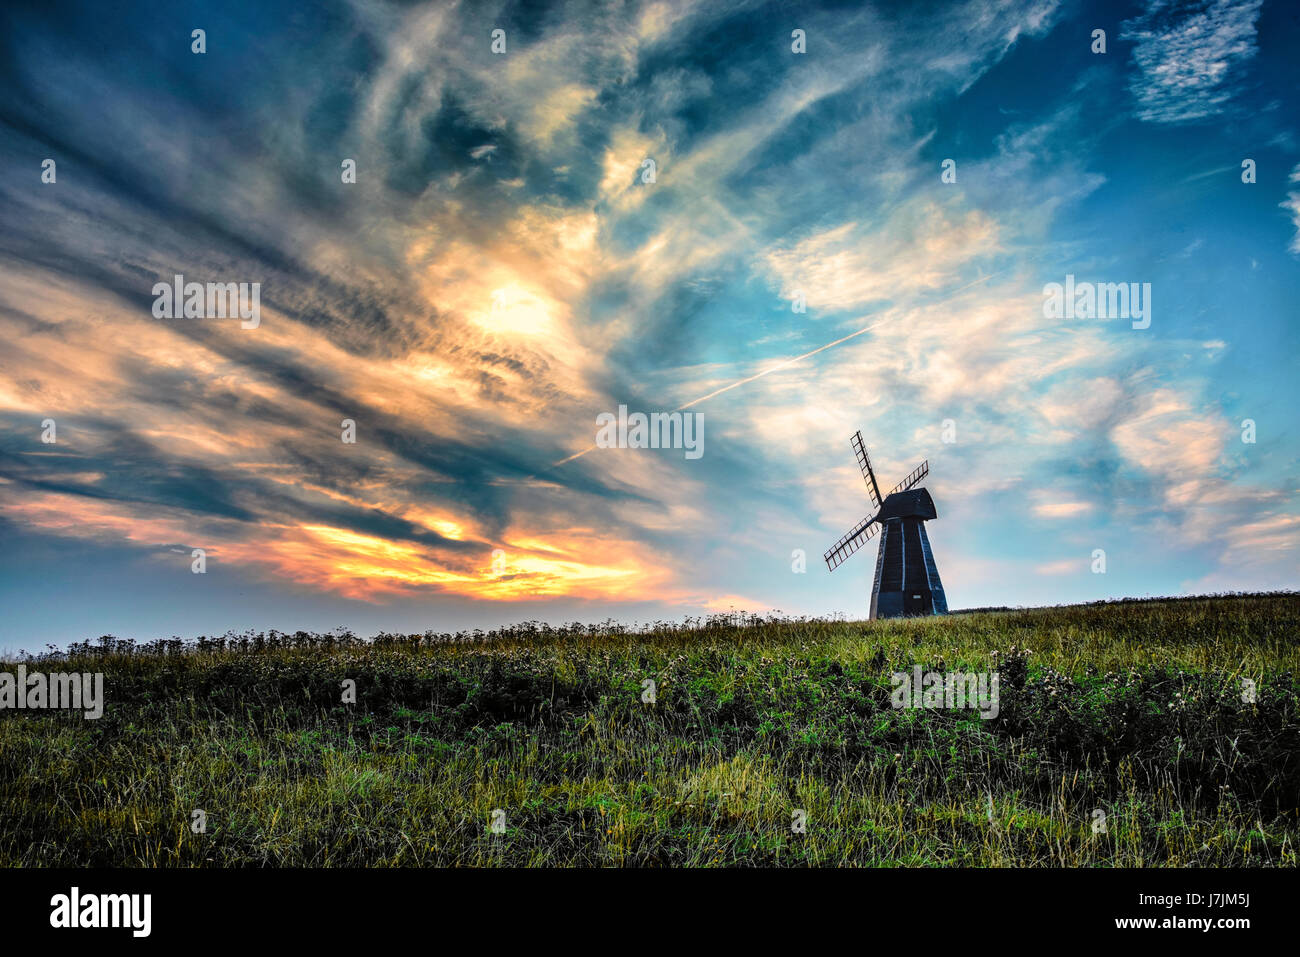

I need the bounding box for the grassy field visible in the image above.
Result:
[2,593,1298,867]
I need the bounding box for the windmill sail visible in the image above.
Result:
[851,431,882,508]
[823,516,880,571]
[887,460,928,497]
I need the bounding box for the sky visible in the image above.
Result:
[1,0,1298,652]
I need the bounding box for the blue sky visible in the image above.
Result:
[1,0,1297,652]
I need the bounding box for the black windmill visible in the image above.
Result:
[823,431,948,619]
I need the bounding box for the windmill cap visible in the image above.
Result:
[876,487,937,522]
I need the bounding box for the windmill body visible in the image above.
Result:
[823,432,948,619]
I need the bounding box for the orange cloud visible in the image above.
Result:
[0,485,676,604]
[1032,501,1093,518]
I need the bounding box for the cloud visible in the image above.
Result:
[1121,0,1263,124]
[1104,388,1298,571]
[763,205,1001,312]
[1282,164,1300,255]
[1111,387,1227,481]
[699,593,776,614]
[1032,501,1093,519]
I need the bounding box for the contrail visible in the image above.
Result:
[673,319,889,411]
[551,263,1020,468]
[552,320,890,466]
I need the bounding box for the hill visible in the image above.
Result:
[1,593,1297,866]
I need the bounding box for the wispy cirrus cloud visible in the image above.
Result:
[1282,163,1300,255]
[1121,0,1263,124]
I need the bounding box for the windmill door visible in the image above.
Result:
[903,590,929,615]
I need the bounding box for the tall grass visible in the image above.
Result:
[1,594,1297,866]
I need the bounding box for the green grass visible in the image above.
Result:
[2,594,1298,866]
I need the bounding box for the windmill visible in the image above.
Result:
[823,431,948,619]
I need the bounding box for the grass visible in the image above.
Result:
[1,593,1298,867]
